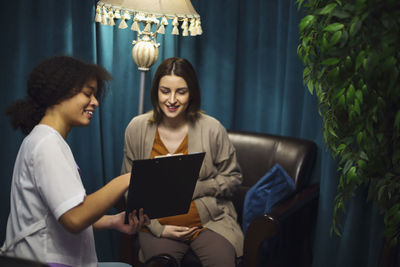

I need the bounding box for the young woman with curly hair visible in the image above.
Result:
[1,56,149,267]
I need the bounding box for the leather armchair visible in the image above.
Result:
[228,131,318,267]
[119,131,319,267]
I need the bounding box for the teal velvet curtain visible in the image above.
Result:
[0,0,388,266]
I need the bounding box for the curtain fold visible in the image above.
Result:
[0,0,388,265]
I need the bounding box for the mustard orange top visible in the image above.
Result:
[142,129,205,240]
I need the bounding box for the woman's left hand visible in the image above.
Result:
[112,209,150,235]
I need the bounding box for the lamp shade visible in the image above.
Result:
[95,0,202,36]
[98,0,199,18]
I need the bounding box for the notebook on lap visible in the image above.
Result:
[125,152,206,222]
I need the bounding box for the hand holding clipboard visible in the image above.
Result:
[125,152,205,222]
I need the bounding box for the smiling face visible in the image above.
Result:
[57,79,99,128]
[158,75,189,123]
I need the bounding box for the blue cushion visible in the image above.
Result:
[242,164,295,234]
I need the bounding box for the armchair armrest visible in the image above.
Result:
[243,182,320,267]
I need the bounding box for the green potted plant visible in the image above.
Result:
[296,0,400,248]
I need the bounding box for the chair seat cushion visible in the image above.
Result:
[242,164,295,233]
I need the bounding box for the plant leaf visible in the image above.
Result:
[329,126,339,138]
[338,143,347,152]
[360,151,369,160]
[329,31,342,46]
[299,15,315,32]
[303,67,311,80]
[346,166,357,184]
[350,17,362,36]
[296,0,305,10]
[333,87,346,101]
[322,57,340,65]
[346,84,355,103]
[355,90,363,104]
[356,51,366,70]
[354,99,361,116]
[343,159,353,174]
[323,23,344,32]
[307,79,314,94]
[318,3,337,15]
[338,94,346,107]
[332,9,350,19]
[335,0,342,6]
[322,34,329,51]
[357,159,366,169]
[356,131,363,146]
[377,133,384,143]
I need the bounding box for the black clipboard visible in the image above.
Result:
[125,152,205,222]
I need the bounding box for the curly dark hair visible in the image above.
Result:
[6,56,112,135]
[150,57,202,123]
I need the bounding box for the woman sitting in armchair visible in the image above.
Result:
[121,57,244,267]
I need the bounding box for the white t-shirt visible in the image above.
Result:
[0,124,98,267]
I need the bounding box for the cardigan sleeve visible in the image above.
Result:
[193,121,242,199]
[145,219,165,237]
[122,114,147,174]
[121,125,135,175]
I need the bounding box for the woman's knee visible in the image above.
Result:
[191,230,236,267]
[139,232,188,263]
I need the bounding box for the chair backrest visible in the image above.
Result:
[228,131,317,223]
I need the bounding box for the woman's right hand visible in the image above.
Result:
[161,225,200,241]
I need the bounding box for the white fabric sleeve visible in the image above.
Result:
[32,135,86,220]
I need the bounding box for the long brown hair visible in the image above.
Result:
[150,57,201,123]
